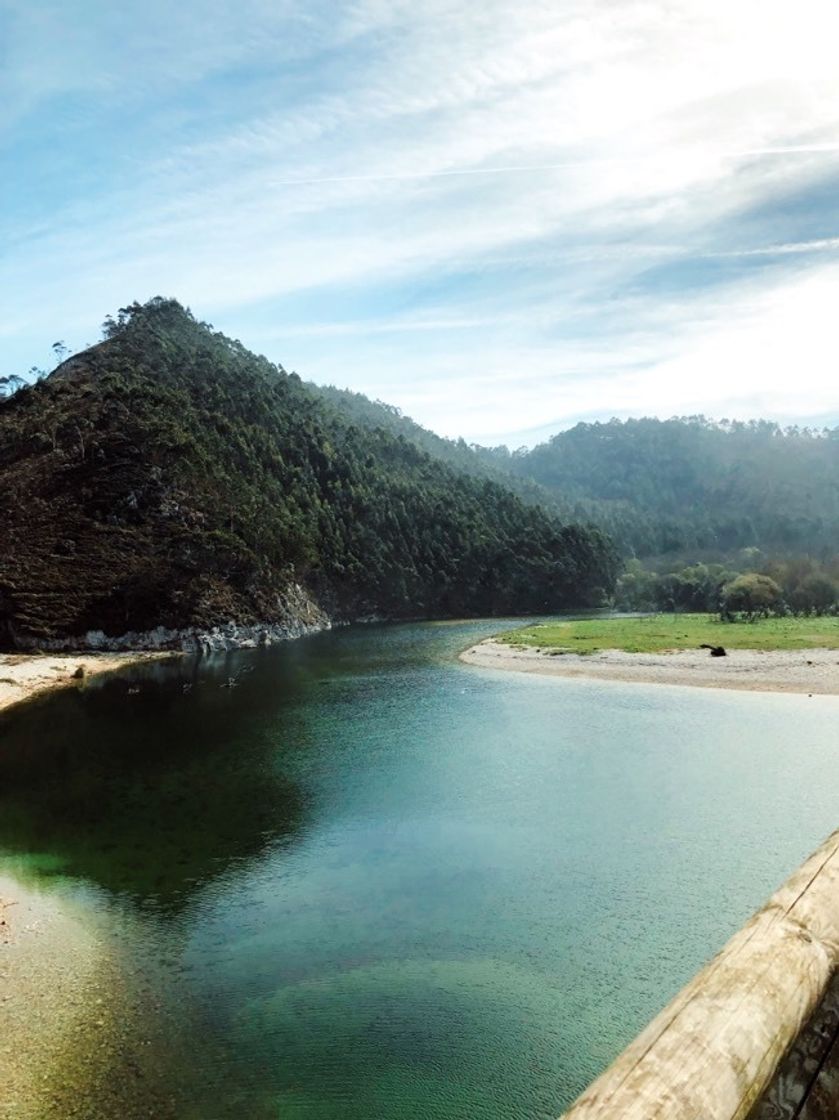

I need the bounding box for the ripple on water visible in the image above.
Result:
[2,621,839,1119]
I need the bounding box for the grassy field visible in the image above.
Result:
[497,614,839,654]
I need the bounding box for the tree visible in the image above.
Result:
[0,375,25,399]
[789,573,837,615]
[51,341,69,366]
[720,573,782,619]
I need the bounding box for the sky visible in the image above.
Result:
[3,1,839,447]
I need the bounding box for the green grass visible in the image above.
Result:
[497,614,839,655]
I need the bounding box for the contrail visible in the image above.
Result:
[710,237,839,258]
[266,144,839,189]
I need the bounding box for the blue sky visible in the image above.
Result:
[3,0,839,446]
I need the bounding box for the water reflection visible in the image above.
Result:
[0,652,310,908]
[3,621,836,1119]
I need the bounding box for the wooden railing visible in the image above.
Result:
[560,830,839,1120]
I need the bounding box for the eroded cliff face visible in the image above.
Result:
[8,584,331,653]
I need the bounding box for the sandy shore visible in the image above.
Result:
[460,640,839,694]
[0,877,108,1119]
[0,874,191,1120]
[0,651,180,716]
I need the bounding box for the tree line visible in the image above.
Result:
[615,554,838,618]
[314,393,839,562]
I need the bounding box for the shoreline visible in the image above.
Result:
[0,873,189,1119]
[0,651,181,716]
[0,875,116,1120]
[0,650,188,1115]
[460,640,839,694]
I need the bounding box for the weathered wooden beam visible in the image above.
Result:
[560,830,839,1120]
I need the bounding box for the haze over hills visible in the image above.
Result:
[0,298,616,650]
[314,387,839,561]
[2,296,836,650]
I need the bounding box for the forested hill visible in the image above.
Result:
[510,418,839,557]
[310,383,562,512]
[0,299,617,648]
[312,390,839,559]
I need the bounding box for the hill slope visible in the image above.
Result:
[312,391,839,559]
[0,299,618,649]
[309,383,568,514]
[513,417,839,557]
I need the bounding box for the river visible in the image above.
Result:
[1,620,838,1119]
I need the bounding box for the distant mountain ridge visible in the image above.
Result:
[0,298,617,650]
[513,416,839,557]
[312,388,839,559]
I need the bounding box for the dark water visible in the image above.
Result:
[2,621,838,1118]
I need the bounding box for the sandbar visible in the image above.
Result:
[460,640,839,694]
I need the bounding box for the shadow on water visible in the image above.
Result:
[0,650,315,909]
[0,621,521,1118]
[0,621,503,909]
[5,617,702,1119]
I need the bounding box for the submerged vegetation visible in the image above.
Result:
[498,614,839,655]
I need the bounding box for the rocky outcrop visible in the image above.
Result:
[11,616,331,654]
[10,585,331,654]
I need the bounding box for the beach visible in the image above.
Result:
[0,873,190,1120]
[0,652,180,716]
[1,877,115,1120]
[460,640,839,694]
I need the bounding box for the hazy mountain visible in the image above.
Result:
[313,390,839,560]
[513,417,839,558]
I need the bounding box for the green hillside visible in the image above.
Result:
[513,417,839,557]
[0,299,617,647]
[313,391,839,560]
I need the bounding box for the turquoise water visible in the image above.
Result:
[2,621,839,1118]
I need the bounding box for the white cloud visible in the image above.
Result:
[4,0,839,438]
[284,262,839,444]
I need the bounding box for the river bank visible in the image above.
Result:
[460,640,839,694]
[1,876,99,1119]
[0,873,192,1120]
[0,651,181,716]
[0,875,145,1120]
